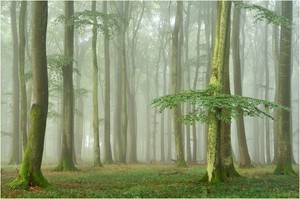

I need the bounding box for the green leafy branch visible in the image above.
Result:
[234,1,293,28]
[56,10,119,38]
[152,86,289,125]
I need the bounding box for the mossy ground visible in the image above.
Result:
[1,163,299,198]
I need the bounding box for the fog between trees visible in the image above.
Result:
[1,1,299,170]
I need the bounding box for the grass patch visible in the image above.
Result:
[1,163,299,198]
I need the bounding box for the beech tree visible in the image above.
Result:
[55,1,77,171]
[153,0,289,183]
[10,1,50,189]
[9,1,21,165]
[273,0,295,175]
[171,1,186,167]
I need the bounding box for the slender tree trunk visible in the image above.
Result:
[19,1,28,152]
[274,1,295,175]
[9,1,21,165]
[56,1,77,171]
[172,1,186,167]
[232,4,252,168]
[145,56,150,163]
[119,1,129,164]
[10,1,50,188]
[103,0,113,164]
[184,2,192,163]
[91,1,102,167]
[272,1,280,164]
[264,1,271,164]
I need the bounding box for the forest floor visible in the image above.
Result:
[1,163,299,198]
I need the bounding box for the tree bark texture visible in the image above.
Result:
[18,1,28,152]
[171,1,186,167]
[274,1,294,175]
[91,1,102,167]
[10,1,50,189]
[203,1,239,182]
[232,4,252,168]
[9,1,21,165]
[103,0,113,164]
[56,1,77,171]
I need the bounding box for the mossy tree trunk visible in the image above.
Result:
[232,3,252,168]
[172,1,186,167]
[273,1,295,175]
[10,1,50,189]
[18,1,28,153]
[56,1,77,171]
[203,1,239,182]
[103,0,113,164]
[9,1,21,165]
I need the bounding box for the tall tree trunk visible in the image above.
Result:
[272,1,280,164]
[56,1,77,171]
[103,0,113,164]
[273,1,295,175]
[172,1,186,167]
[91,1,102,167]
[10,1,50,188]
[192,7,202,162]
[232,3,252,168]
[19,1,28,152]
[202,1,239,182]
[145,56,150,163]
[9,1,21,165]
[184,2,192,163]
[264,1,271,164]
[118,1,129,163]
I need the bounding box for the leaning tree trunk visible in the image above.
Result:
[232,3,252,168]
[273,1,295,175]
[171,1,186,167]
[10,1,50,189]
[55,1,77,171]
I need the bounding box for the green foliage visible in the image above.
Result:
[234,2,293,28]
[47,54,75,81]
[1,164,298,198]
[152,86,289,124]
[56,10,119,38]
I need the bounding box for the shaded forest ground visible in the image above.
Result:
[1,163,299,198]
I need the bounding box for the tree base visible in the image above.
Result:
[201,165,240,183]
[273,163,296,175]
[238,163,254,169]
[9,170,50,190]
[54,159,78,171]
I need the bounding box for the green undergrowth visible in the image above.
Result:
[1,164,299,198]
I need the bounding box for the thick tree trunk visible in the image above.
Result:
[172,1,186,167]
[202,1,239,182]
[273,1,295,175]
[9,1,21,165]
[10,1,50,189]
[56,1,77,171]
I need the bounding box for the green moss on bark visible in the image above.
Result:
[9,104,50,189]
